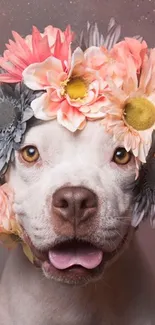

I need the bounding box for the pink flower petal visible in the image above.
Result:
[85,46,108,69]
[31,91,60,120]
[23,56,63,90]
[139,54,153,92]
[79,106,90,113]
[0,58,23,80]
[110,37,148,73]
[44,25,65,47]
[106,78,127,101]
[69,47,85,77]
[50,89,62,101]
[31,26,51,62]
[124,38,148,71]
[12,30,34,62]
[0,184,14,232]
[47,70,67,89]
[0,73,21,83]
[86,111,106,119]
[0,25,74,83]
[124,132,132,152]
[57,101,86,132]
[80,98,106,115]
[3,53,26,71]
[54,30,72,68]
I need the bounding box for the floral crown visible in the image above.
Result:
[0,19,154,263]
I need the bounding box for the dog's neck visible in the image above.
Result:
[1,237,155,325]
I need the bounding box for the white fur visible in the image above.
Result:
[0,120,155,324]
[7,121,135,251]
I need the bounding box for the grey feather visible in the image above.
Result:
[80,18,121,51]
[79,18,143,52]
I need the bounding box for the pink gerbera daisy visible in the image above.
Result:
[0,25,73,83]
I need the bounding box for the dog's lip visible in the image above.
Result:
[31,239,104,267]
[40,234,129,282]
[31,234,128,272]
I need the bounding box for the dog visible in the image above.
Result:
[0,19,155,324]
[0,116,155,325]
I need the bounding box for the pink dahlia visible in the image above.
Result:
[23,47,107,132]
[84,38,148,88]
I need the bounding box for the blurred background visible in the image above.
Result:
[0,0,155,273]
[0,0,155,50]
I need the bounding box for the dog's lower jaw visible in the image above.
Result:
[39,227,134,286]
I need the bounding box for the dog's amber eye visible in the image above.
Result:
[113,148,131,165]
[21,146,40,163]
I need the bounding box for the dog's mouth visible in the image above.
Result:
[30,234,129,284]
[47,240,103,271]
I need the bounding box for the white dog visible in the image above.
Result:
[0,20,155,325]
[0,118,154,325]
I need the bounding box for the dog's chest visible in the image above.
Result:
[1,247,155,325]
[0,280,155,325]
[17,292,154,325]
[46,300,155,325]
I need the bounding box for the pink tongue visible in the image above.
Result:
[48,247,103,270]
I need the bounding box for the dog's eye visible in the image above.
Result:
[21,146,40,163]
[113,147,131,165]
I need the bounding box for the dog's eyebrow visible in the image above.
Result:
[26,117,45,130]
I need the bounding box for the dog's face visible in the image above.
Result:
[6,120,136,285]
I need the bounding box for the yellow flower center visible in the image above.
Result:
[124,97,155,131]
[65,78,87,100]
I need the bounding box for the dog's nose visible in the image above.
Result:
[52,186,98,225]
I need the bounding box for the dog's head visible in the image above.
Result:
[5,117,136,285]
[0,21,149,285]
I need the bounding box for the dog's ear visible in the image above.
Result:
[132,131,155,228]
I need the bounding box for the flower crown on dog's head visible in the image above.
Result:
[0,18,155,263]
[0,19,153,171]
